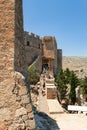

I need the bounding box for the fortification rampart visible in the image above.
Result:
[57,49,62,71]
[24,33,62,76]
[24,32,42,73]
[42,36,58,75]
[0,1,35,129]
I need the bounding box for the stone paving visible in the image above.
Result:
[38,74,64,114]
[47,99,64,114]
[38,88,49,114]
[51,113,87,130]
[37,74,87,130]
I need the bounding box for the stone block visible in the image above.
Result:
[22,115,29,121]
[15,107,27,117]
[19,86,27,96]
[0,108,11,122]
[25,119,36,129]
[21,95,30,104]
[46,87,57,99]
[25,104,32,113]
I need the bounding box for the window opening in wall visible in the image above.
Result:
[27,41,30,46]
[38,43,40,49]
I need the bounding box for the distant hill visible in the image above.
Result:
[62,56,87,78]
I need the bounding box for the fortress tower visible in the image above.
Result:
[0,0,35,129]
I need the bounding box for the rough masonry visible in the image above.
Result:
[0,0,35,129]
[24,32,62,76]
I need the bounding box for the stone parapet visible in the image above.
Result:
[46,86,57,99]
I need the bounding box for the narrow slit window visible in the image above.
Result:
[27,41,30,46]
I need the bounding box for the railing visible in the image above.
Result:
[68,105,87,114]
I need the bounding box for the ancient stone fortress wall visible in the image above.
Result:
[42,36,55,59]
[24,33,62,76]
[24,31,42,73]
[57,49,62,71]
[53,37,58,75]
[42,36,58,76]
[0,0,35,129]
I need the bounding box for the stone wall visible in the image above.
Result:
[57,49,62,72]
[53,37,58,76]
[42,36,58,75]
[42,36,55,59]
[15,0,26,72]
[24,33,62,76]
[0,0,14,82]
[45,78,57,99]
[24,32,42,72]
[0,0,35,129]
[46,87,57,99]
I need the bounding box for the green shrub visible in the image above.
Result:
[28,66,40,85]
[80,77,87,99]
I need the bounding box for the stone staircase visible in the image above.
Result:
[38,73,64,114]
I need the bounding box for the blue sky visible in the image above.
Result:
[23,0,87,56]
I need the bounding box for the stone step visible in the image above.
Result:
[46,84,55,87]
[47,99,64,114]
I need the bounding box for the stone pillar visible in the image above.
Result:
[0,0,35,129]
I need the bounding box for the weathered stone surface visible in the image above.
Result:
[15,107,27,117]
[19,86,27,96]
[0,0,36,129]
[24,32,62,76]
[0,108,11,121]
[57,49,62,72]
[42,36,58,75]
[26,104,32,113]
[25,119,36,129]
[0,121,8,130]
[0,101,8,108]
[24,32,42,73]
[22,115,29,121]
[8,123,25,130]
[21,95,30,104]
[28,112,34,120]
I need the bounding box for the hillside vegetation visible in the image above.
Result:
[63,56,87,78]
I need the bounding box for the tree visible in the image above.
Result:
[80,76,87,100]
[55,69,67,101]
[28,66,40,85]
[55,68,79,105]
[64,68,71,84]
[69,71,79,104]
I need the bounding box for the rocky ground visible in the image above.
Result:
[63,56,87,78]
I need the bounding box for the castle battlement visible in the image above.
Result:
[24,31,62,76]
[25,31,40,40]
